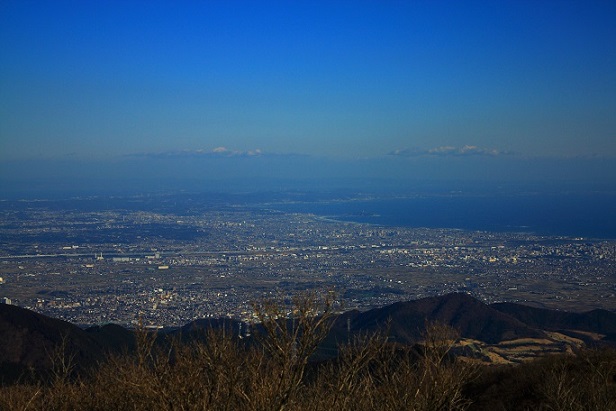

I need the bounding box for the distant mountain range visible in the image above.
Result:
[2,293,615,383]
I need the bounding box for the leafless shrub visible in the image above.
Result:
[310,330,391,410]
[539,348,616,411]
[15,304,616,411]
[411,321,477,410]
[303,320,476,411]
[0,384,41,411]
[242,292,336,411]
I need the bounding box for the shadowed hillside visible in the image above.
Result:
[1,294,615,411]
[328,293,546,347]
[491,302,616,343]
[4,293,616,379]
[0,303,104,383]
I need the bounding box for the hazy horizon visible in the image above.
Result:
[2,2,615,177]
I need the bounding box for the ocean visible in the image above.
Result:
[267,192,616,240]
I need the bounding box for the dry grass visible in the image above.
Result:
[0,295,613,411]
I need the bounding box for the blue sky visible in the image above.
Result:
[1,1,615,189]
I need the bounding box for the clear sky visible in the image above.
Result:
[1,1,615,189]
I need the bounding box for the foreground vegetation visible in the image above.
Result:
[1,295,615,411]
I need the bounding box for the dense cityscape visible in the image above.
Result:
[0,193,613,328]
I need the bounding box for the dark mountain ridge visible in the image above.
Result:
[0,303,104,383]
[2,294,615,383]
[491,302,616,343]
[328,293,546,345]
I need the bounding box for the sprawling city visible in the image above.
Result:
[1,193,613,328]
